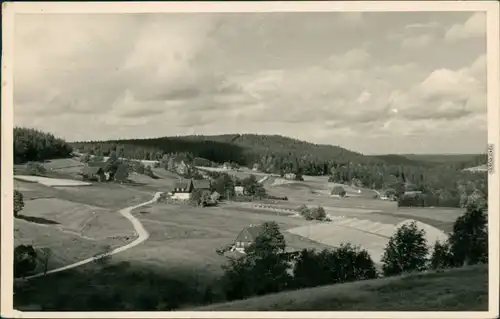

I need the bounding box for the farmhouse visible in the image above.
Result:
[171,179,211,200]
[233,224,265,253]
[283,173,296,180]
[81,166,105,182]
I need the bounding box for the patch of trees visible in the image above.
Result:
[206,172,266,201]
[14,127,73,164]
[382,205,488,276]
[219,221,377,301]
[293,244,378,289]
[297,205,328,221]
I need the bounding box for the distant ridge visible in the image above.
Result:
[70,133,487,169]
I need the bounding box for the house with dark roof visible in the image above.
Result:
[171,179,211,200]
[233,224,265,252]
[81,166,105,182]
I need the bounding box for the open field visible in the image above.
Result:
[288,217,448,264]
[14,220,117,271]
[112,203,331,276]
[42,158,85,176]
[192,264,488,311]
[265,183,397,212]
[15,175,91,187]
[19,198,108,230]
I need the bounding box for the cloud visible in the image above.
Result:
[402,34,434,49]
[388,55,486,121]
[405,22,440,30]
[13,12,487,154]
[445,12,486,42]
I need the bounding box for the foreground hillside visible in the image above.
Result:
[191,264,488,311]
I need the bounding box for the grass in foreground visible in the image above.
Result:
[191,264,488,311]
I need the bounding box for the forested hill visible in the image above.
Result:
[72,133,392,166]
[70,134,485,173]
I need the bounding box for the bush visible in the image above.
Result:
[381,221,429,276]
[26,162,47,176]
[298,205,326,221]
[331,186,346,197]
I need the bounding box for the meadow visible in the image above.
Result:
[114,203,332,276]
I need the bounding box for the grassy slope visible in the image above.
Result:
[191,264,488,311]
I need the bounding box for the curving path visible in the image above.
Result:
[23,192,163,280]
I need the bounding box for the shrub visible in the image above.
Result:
[26,162,47,176]
[331,186,346,197]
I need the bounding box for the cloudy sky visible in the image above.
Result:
[14,11,487,154]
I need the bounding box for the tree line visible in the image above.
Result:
[14,127,73,164]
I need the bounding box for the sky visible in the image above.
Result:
[14,11,488,155]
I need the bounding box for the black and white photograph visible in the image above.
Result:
[1,1,499,318]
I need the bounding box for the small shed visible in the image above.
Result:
[81,166,105,182]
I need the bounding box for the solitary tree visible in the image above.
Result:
[448,206,488,266]
[381,221,429,276]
